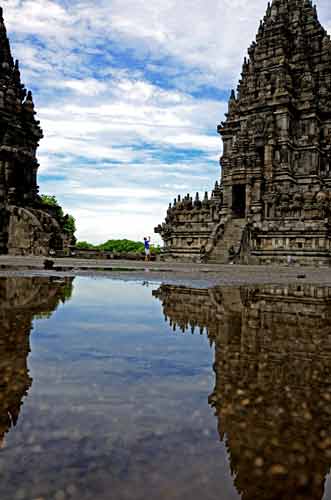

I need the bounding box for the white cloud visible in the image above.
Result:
[162,133,220,151]
[53,78,108,95]
[1,0,330,243]
[35,78,224,171]
[75,187,170,199]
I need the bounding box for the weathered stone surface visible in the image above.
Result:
[0,9,69,256]
[156,0,331,266]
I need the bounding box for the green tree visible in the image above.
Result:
[63,214,76,236]
[75,239,162,254]
[40,194,76,239]
[40,194,61,209]
[76,241,95,250]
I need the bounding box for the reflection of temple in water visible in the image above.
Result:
[0,277,73,444]
[153,284,331,500]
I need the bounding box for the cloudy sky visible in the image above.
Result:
[3,0,331,244]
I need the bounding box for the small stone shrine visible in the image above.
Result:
[155,0,331,265]
[0,8,70,255]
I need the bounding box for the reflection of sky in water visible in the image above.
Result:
[323,475,331,500]
[0,278,238,500]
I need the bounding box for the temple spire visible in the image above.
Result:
[0,6,13,68]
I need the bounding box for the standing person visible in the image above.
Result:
[144,236,151,261]
[228,245,236,264]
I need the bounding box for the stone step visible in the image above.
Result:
[208,218,246,263]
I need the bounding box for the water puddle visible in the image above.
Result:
[0,277,330,499]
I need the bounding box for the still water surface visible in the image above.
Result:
[0,277,331,500]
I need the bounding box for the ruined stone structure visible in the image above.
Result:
[0,9,71,255]
[154,283,331,499]
[0,277,73,444]
[156,0,331,265]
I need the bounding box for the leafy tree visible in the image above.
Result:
[99,239,144,253]
[40,194,64,218]
[63,214,76,236]
[40,193,76,238]
[75,239,161,254]
[40,194,60,207]
[76,241,95,250]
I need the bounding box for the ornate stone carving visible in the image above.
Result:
[156,0,331,265]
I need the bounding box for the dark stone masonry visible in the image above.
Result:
[156,0,331,265]
[0,8,70,256]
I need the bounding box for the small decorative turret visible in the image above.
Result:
[202,191,210,208]
[23,90,35,113]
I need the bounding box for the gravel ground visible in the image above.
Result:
[0,255,331,287]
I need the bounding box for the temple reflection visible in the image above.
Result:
[0,277,73,444]
[153,284,331,500]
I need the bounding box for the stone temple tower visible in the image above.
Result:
[155,0,331,265]
[0,7,69,255]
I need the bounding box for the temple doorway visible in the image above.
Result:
[232,184,246,218]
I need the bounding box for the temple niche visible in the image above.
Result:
[0,8,71,256]
[153,283,331,500]
[0,276,73,444]
[155,0,331,265]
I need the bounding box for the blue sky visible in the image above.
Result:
[3,0,331,244]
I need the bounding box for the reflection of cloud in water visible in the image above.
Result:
[71,277,155,308]
[3,278,331,499]
[1,277,236,500]
[74,321,158,334]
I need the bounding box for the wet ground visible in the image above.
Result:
[0,275,331,499]
[2,255,331,287]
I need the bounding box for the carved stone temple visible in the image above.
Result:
[0,8,70,255]
[155,0,331,265]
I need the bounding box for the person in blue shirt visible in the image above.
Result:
[144,236,151,261]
